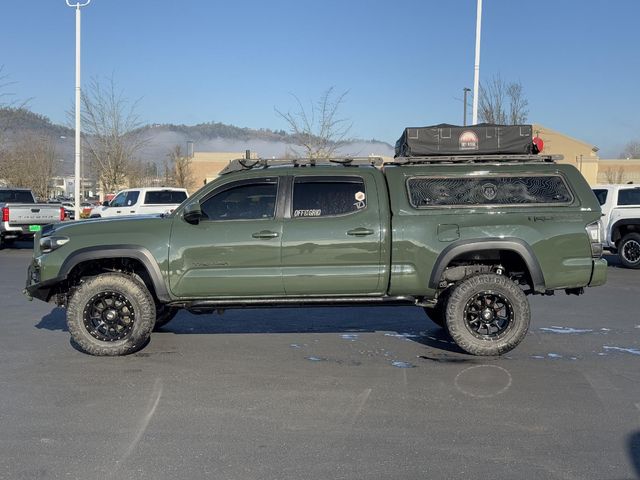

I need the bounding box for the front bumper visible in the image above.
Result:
[589,258,608,287]
[24,260,61,302]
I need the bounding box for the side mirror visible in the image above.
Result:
[183,201,203,225]
[102,201,110,207]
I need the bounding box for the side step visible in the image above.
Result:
[171,295,418,313]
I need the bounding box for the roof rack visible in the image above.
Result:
[219,156,385,175]
[390,154,563,165]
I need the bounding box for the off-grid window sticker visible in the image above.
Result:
[145,190,188,204]
[293,178,366,217]
[201,182,278,220]
[407,175,573,208]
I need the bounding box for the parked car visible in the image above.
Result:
[592,184,640,268]
[26,153,606,356]
[89,187,189,218]
[1,188,64,248]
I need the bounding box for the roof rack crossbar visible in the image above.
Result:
[391,154,562,164]
[219,156,384,175]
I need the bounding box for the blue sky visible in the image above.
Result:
[2,0,639,157]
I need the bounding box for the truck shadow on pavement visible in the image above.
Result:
[629,431,640,480]
[35,305,467,355]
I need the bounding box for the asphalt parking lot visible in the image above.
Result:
[1,242,639,480]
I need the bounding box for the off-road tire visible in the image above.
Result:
[154,306,179,330]
[445,274,530,356]
[67,273,156,356]
[423,288,452,328]
[619,233,640,269]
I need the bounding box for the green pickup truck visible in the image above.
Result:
[25,155,606,356]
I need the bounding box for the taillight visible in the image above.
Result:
[1,207,8,222]
[60,207,65,221]
[586,221,603,258]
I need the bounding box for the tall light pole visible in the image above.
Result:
[66,0,91,220]
[472,0,482,125]
[463,87,471,126]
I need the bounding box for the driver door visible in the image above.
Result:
[168,177,285,298]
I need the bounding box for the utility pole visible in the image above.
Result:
[472,0,482,125]
[66,0,91,220]
[463,88,471,126]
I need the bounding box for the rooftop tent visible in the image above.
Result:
[395,124,535,157]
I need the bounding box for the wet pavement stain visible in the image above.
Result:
[539,326,594,334]
[603,346,640,356]
[391,360,415,368]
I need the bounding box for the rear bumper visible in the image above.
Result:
[589,258,608,287]
[1,222,37,238]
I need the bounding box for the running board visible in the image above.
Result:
[172,295,418,313]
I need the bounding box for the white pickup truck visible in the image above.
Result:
[593,184,640,268]
[0,188,65,248]
[89,187,189,218]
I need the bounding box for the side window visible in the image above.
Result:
[617,188,640,206]
[201,181,278,221]
[110,192,127,207]
[592,189,608,206]
[407,175,573,207]
[125,191,140,206]
[292,177,366,218]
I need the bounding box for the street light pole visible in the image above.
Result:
[472,0,482,125]
[66,0,91,220]
[463,88,471,126]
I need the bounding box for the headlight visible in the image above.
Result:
[40,236,70,253]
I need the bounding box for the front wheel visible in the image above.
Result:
[67,273,156,356]
[445,274,530,356]
[619,233,640,269]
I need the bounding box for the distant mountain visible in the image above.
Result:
[0,107,394,175]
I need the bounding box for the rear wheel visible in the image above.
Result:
[445,274,530,356]
[67,273,156,356]
[619,233,640,269]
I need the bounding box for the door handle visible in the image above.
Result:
[252,230,279,239]
[116,210,121,214]
[347,227,374,236]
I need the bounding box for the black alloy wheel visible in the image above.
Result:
[620,233,640,269]
[463,291,514,340]
[445,273,530,356]
[83,291,136,342]
[67,273,155,356]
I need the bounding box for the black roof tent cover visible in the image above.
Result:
[395,124,535,157]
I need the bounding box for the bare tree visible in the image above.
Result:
[79,76,146,194]
[127,160,158,188]
[168,145,194,190]
[0,133,58,198]
[479,75,529,124]
[620,141,640,159]
[275,87,352,159]
[603,166,625,184]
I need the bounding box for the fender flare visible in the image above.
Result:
[610,218,640,243]
[428,237,546,293]
[59,245,171,302]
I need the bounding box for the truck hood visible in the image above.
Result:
[41,214,166,237]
